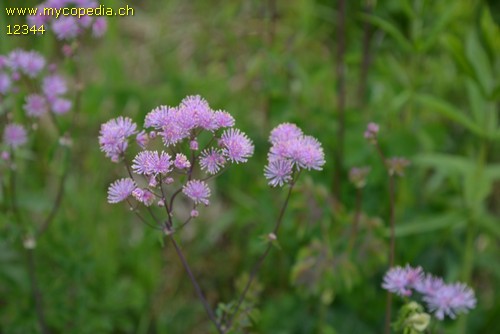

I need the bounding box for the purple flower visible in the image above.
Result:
[43,74,67,99]
[414,273,445,296]
[136,130,148,148]
[190,140,199,151]
[424,283,476,320]
[144,106,188,146]
[269,123,303,144]
[219,128,254,163]
[132,150,172,176]
[200,148,226,174]
[8,50,46,77]
[51,98,72,114]
[174,153,190,170]
[0,73,11,94]
[107,178,136,204]
[382,265,424,297]
[288,135,325,171]
[183,180,211,205]
[214,110,235,128]
[24,94,48,117]
[3,123,27,148]
[264,159,293,187]
[364,122,379,142]
[52,17,80,40]
[92,17,108,37]
[179,95,215,130]
[99,117,137,162]
[144,105,172,128]
[132,188,155,206]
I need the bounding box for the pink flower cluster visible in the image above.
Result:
[382,264,477,320]
[101,95,254,210]
[264,123,325,187]
[27,0,107,40]
[1,49,72,152]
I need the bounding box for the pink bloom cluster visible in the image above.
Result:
[382,264,477,320]
[101,95,254,210]
[27,0,107,40]
[1,50,72,154]
[264,123,325,187]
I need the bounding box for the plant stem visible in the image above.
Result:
[388,174,395,267]
[26,248,50,334]
[357,0,374,104]
[225,180,296,332]
[333,0,347,201]
[347,187,363,254]
[169,236,223,334]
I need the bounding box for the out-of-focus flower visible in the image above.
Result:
[386,157,411,177]
[3,123,28,148]
[382,265,424,297]
[349,166,371,188]
[24,94,48,117]
[424,283,476,320]
[364,122,379,143]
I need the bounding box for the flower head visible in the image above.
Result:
[219,128,254,163]
[24,94,48,117]
[183,180,211,205]
[99,117,137,162]
[382,265,424,297]
[200,148,226,174]
[107,178,136,203]
[52,16,80,40]
[132,150,172,176]
[264,159,293,187]
[8,50,45,77]
[269,123,303,144]
[349,166,371,188]
[132,188,155,206]
[0,73,12,94]
[174,153,191,170]
[423,283,476,320]
[51,98,72,114]
[364,122,379,143]
[3,123,27,148]
[43,74,67,99]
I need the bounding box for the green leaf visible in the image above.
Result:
[387,213,466,237]
[413,153,472,176]
[414,94,484,137]
[359,13,413,52]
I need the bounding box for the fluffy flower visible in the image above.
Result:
[99,117,137,162]
[52,16,80,40]
[0,73,11,94]
[132,188,155,206]
[131,150,172,176]
[51,98,72,114]
[182,180,211,205]
[179,95,215,130]
[423,283,476,320]
[219,128,254,163]
[269,122,303,144]
[264,159,293,187]
[43,74,67,99]
[364,122,379,142]
[136,130,148,148]
[3,123,27,148]
[174,153,190,170]
[213,110,235,128]
[107,178,136,203]
[23,94,48,117]
[382,265,424,297]
[200,148,226,174]
[288,135,325,170]
[8,50,46,77]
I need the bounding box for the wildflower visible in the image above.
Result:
[8,50,45,77]
[132,150,172,176]
[414,274,444,296]
[264,159,293,187]
[190,140,199,151]
[0,73,11,94]
[213,110,235,128]
[42,74,67,99]
[107,178,136,203]
[183,180,211,205]
[423,283,476,320]
[132,188,155,206]
[382,265,424,297]
[288,135,325,171]
[92,17,108,37]
[23,94,48,117]
[51,98,72,114]
[3,123,27,148]
[179,95,214,130]
[99,117,137,162]
[269,123,303,144]
[219,128,254,163]
[136,130,148,148]
[52,17,80,40]
[200,148,226,174]
[364,122,379,143]
[174,153,191,170]
[190,209,199,218]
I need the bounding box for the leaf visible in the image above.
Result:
[387,213,466,237]
[413,153,472,176]
[359,13,413,52]
[414,93,484,137]
[465,29,494,94]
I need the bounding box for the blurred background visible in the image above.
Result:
[1,0,500,332]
